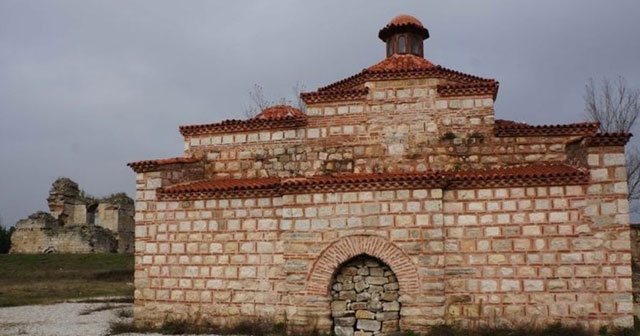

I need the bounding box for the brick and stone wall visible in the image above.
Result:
[129,15,634,335]
[132,178,633,331]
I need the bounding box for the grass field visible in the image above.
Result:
[0,253,134,306]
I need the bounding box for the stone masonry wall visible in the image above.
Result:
[11,217,118,254]
[185,80,507,180]
[132,70,632,333]
[630,225,640,318]
[183,79,577,185]
[331,256,401,336]
[133,179,632,331]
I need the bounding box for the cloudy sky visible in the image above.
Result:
[1,1,639,227]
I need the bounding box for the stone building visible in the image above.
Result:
[11,178,134,254]
[128,15,634,334]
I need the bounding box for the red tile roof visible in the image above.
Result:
[494,119,600,137]
[160,177,281,198]
[388,14,424,27]
[378,14,429,41]
[438,82,500,99]
[301,62,498,104]
[367,54,435,71]
[179,115,307,136]
[254,105,305,119]
[281,172,447,193]
[445,163,589,189]
[127,157,200,173]
[156,163,588,200]
[585,133,632,147]
[300,88,369,104]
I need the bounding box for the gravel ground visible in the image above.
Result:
[0,300,129,336]
[0,298,229,336]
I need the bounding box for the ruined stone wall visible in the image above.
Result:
[11,213,118,253]
[11,178,135,254]
[98,203,135,253]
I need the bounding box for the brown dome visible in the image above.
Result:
[379,14,429,42]
[388,14,424,27]
[253,105,305,120]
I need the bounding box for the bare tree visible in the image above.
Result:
[627,147,640,200]
[584,76,640,200]
[242,83,307,118]
[585,77,640,133]
[243,84,271,118]
[291,81,307,113]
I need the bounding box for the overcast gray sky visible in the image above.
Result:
[1,1,640,227]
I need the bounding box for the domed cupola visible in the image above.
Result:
[378,14,429,58]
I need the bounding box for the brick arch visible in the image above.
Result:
[306,235,420,297]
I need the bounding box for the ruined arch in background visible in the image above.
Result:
[306,235,420,297]
[87,203,99,225]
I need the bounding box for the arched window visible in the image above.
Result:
[397,36,406,53]
[411,36,420,55]
[387,40,393,57]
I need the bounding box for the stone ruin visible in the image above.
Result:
[10,177,134,254]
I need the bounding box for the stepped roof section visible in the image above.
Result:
[301,14,499,104]
[179,105,307,136]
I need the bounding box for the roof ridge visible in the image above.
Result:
[495,119,600,137]
[179,115,307,136]
[127,157,200,173]
[306,62,496,99]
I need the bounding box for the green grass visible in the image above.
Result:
[0,253,134,306]
[109,317,329,336]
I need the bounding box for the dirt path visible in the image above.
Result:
[0,298,229,336]
[0,300,130,336]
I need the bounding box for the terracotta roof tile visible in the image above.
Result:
[367,54,435,72]
[378,14,429,41]
[300,88,369,104]
[388,14,425,27]
[281,172,447,193]
[128,157,200,173]
[254,105,305,120]
[494,119,600,137]
[302,63,497,104]
[437,82,499,100]
[179,115,307,136]
[445,163,589,189]
[160,177,281,198]
[156,163,588,200]
[585,133,632,147]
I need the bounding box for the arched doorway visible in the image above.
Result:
[330,254,400,336]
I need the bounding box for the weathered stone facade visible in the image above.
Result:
[129,15,634,333]
[11,178,134,254]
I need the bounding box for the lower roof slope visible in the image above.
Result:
[156,163,589,200]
